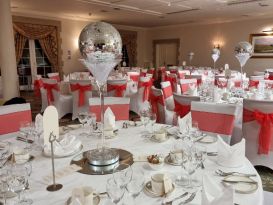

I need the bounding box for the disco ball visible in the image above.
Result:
[79,21,122,62]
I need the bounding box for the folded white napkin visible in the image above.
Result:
[202,174,234,205]
[104,107,116,130]
[217,136,245,168]
[35,113,43,135]
[178,112,192,134]
[63,75,70,82]
[44,134,81,156]
[70,187,93,205]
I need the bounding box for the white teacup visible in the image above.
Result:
[154,129,166,141]
[13,147,30,164]
[169,150,183,164]
[151,173,165,195]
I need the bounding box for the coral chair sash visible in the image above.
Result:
[90,104,129,121]
[150,93,165,121]
[269,75,273,80]
[180,83,196,93]
[243,108,273,155]
[167,77,177,91]
[49,75,60,82]
[34,79,43,97]
[70,83,92,107]
[129,75,139,82]
[162,86,173,99]
[139,81,152,102]
[0,110,31,135]
[107,84,127,97]
[43,83,59,104]
[191,110,235,135]
[249,80,259,88]
[174,100,190,118]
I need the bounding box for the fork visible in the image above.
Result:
[162,192,189,205]
[178,192,196,205]
[216,169,257,177]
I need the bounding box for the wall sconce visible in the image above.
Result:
[262,28,273,34]
[67,50,71,60]
[214,44,221,49]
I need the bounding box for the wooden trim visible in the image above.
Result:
[153,39,180,67]
[249,33,273,58]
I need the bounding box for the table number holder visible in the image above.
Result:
[46,132,63,191]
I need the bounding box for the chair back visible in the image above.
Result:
[166,73,178,92]
[150,86,165,123]
[160,81,174,111]
[179,79,197,94]
[173,93,200,118]
[107,79,127,97]
[253,71,264,76]
[127,71,140,82]
[191,101,236,144]
[89,97,130,121]
[41,78,60,105]
[249,75,264,87]
[0,103,32,135]
[243,99,273,169]
[185,74,202,85]
[47,72,60,82]
[70,80,92,120]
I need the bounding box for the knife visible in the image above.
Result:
[16,137,34,144]
[222,179,257,184]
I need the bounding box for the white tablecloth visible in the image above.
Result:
[2,122,263,205]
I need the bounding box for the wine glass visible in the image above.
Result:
[126,167,145,204]
[19,122,34,152]
[21,162,33,204]
[0,169,9,205]
[113,163,132,189]
[87,113,97,135]
[150,113,157,135]
[106,178,125,205]
[139,109,151,138]
[78,112,89,136]
[7,164,30,205]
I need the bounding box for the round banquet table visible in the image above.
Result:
[2,122,263,205]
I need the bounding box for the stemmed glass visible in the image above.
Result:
[0,169,9,205]
[139,109,151,138]
[78,112,89,136]
[0,142,11,167]
[113,163,132,189]
[21,162,33,204]
[87,113,97,136]
[150,113,157,136]
[7,164,30,205]
[19,122,34,151]
[126,167,145,205]
[106,178,125,205]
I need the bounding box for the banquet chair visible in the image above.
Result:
[173,93,200,119]
[166,73,178,92]
[253,71,265,76]
[177,70,189,79]
[147,68,155,76]
[179,79,197,94]
[185,74,202,86]
[191,101,237,144]
[89,97,130,121]
[160,81,174,111]
[107,79,127,97]
[140,68,148,77]
[47,72,61,82]
[249,75,264,88]
[127,71,140,83]
[243,99,273,170]
[70,80,92,120]
[0,103,32,135]
[150,86,175,125]
[41,78,72,119]
[129,76,152,115]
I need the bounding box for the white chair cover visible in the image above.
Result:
[160,81,174,111]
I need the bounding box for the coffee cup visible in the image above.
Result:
[13,147,30,164]
[169,150,183,164]
[151,173,165,195]
[154,129,166,141]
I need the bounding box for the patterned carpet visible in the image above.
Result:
[19,91,273,192]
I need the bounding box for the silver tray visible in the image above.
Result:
[70,148,134,175]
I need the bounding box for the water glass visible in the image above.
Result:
[113,163,132,189]
[150,113,157,135]
[126,168,145,204]
[78,112,89,136]
[106,178,125,204]
[0,169,9,205]
[140,110,151,137]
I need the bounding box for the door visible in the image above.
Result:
[17,39,53,90]
[153,39,180,68]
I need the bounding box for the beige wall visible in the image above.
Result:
[146,18,273,75]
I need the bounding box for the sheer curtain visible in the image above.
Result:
[13,22,60,72]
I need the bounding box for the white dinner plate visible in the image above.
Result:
[222,175,258,194]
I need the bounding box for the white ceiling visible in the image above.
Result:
[11,0,273,27]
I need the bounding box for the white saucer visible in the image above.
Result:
[164,154,181,166]
[222,175,258,194]
[144,181,175,197]
[150,134,170,143]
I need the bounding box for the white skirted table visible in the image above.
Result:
[2,122,263,205]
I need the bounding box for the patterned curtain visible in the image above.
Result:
[13,22,60,72]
